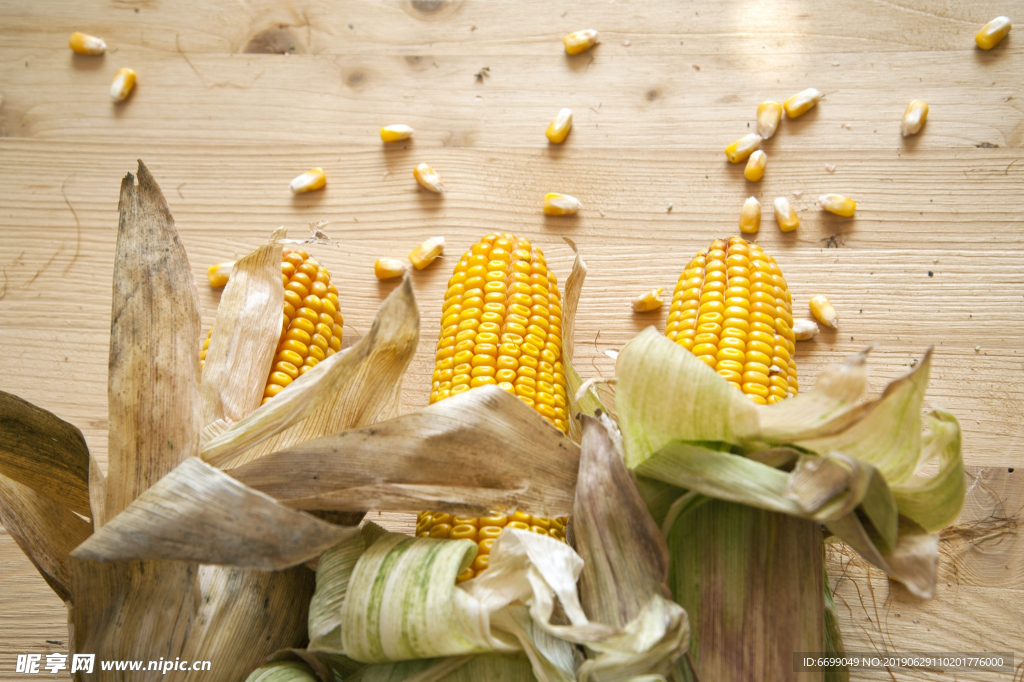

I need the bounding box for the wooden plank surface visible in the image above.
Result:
[1,0,1023,679]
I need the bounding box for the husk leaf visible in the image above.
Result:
[351,655,536,682]
[105,160,202,519]
[201,275,419,469]
[245,661,320,682]
[560,237,604,441]
[0,474,92,600]
[0,389,92,517]
[200,229,286,425]
[890,408,965,532]
[309,531,369,654]
[71,457,358,569]
[230,385,579,517]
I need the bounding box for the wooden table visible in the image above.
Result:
[1,0,1022,678]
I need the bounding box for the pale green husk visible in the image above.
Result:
[615,327,966,599]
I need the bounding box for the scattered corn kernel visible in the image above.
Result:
[976,16,1012,50]
[380,124,414,142]
[819,194,856,217]
[632,287,664,312]
[110,68,136,102]
[738,196,761,234]
[207,262,235,287]
[773,196,800,232]
[783,88,821,118]
[413,162,443,193]
[546,108,573,144]
[563,29,599,55]
[744,150,767,181]
[725,133,762,163]
[901,100,929,137]
[543,193,582,216]
[289,167,326,194]
[409,236,445,270]
[374,257,408,280]
[793,318,820,341]
[809,295,838,329]
[757,101,783,139]
[69,32,106,55]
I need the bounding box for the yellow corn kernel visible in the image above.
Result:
[546,108,573,144]
[374,257,408,280]
[757,101,783,139]
[409,236,445,270]
[542,193,582,216]
[413,162,443,193]
[456,567,475,583]
[69,32,106,55]
[809,295,839,329]
[901,100,929,137]
[563,29,599,55]
[818,194,856,217]
[793,318,820,340]
[380,124,414,142]
[744,150,767,182]
[725,133,762,163]
[739,197,761,234]
[207,261,235,287]
[773,197,799,232]
[976,16,1011,50]
[110,68,136,102]
[783,88,821,118]
[632,287,664,313]
[290,168,326,194]
[666,236,798,405]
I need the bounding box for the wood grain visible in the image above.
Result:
[1,0,1022,678]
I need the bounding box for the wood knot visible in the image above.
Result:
[405,0,463,21]
[244,27,301,54]
[645,88,661,102]
[345,71,366,87]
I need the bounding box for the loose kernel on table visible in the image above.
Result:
[757,100,783,139]
[413,162,443,193]
[744,150,767,181]
[543,193,582,215]
[784,88,821,118]
[773,196,800,232]
[632,287,664,312]
[546,108,573,144]
[290,167,326,194]
[739,196,761,234]
[409,236,445,270]
[809,295,839,329]
[793,318,820,340]
[725,133,762,163]
[110,68,136,101]
[819,193,857,217]
[380,124,414,142]
[976,16,1012,50]
[207,262,235,287]
[69,32,106,55]
[374,257,408,280]
[563,29,599,55]
[901,100,929,137]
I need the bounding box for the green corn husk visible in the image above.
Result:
[613,328,966,681]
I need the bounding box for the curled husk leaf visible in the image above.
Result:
[614,327,966,598]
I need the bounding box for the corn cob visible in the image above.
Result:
[201,249,343,405]
[666,236,798,405]
[419,232,569,581]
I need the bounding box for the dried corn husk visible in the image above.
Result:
[0,162,428,681]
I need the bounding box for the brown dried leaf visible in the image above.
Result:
[202,275,419,469]
[0,474,92,601]
[200,230,285,425]
[0,389,91,517]
[231,385,579,518]
[72,458,358,569]
[106,160,202,518]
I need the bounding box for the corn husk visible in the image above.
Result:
[608,327,965,681]
[0,162,427,681]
